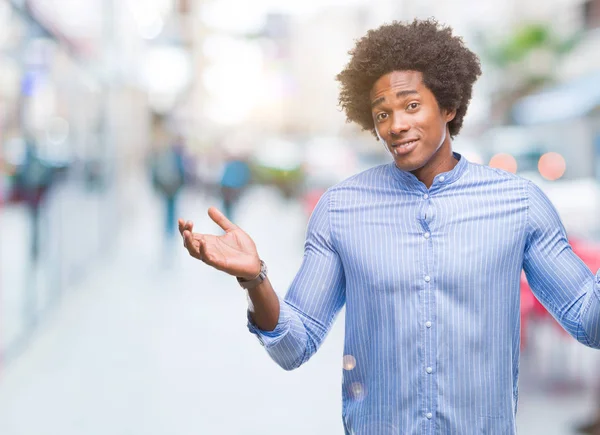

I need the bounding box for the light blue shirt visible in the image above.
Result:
[248,152,600,434]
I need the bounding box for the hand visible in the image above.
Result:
[178,207,261,280]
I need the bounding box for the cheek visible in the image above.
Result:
[421,114,446,139]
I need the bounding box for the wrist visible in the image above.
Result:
[237,260,267,290]
[238,259,261,281]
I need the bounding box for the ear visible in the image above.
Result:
[445,108,457,123]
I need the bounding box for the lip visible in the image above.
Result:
[390,138,419,155]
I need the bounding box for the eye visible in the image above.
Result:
[375,112,388,122]
[407,102,420,111]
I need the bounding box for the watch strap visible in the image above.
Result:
[237,260,267,290]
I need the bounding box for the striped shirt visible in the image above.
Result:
[248,152,600,434]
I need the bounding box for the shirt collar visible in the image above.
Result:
[387,151,468,192]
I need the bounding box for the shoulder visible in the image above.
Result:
[465,160,523,182]
[462,160,530,193]
[328,164,392,193]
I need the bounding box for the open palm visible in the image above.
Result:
[179,207,260,280]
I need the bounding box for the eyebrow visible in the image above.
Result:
[371,90,419,108]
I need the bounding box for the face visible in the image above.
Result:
[370,70,456,173]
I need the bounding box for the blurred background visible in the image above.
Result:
[0,0,600,433]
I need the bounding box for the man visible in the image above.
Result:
[14,137,55,262]
[179,19,600,434]
[219,154,251,220]
[150,134,187,240]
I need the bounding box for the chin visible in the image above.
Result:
[393,156,426,173]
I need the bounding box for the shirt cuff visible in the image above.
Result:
[247,295,292,348]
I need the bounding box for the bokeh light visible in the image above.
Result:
[538,152,566,181]
[343,354,356,371]
[350,382,366,401]
[488,153,518,173]
[461,150,484,164]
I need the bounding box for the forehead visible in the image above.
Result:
[370,70,424,100]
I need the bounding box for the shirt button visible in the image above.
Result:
[426,367,433,374]
[425,321,432,328]
[426,412,433,419]
[423,193,429,200]
[424,276,431,283]
[424,232,430,239]
[439,176,445,182]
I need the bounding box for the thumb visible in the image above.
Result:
[208,207,237,232]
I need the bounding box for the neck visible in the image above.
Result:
[410,138,457,189]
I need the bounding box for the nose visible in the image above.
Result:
[389,113,410,137]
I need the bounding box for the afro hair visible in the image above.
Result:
[336,18,482,138]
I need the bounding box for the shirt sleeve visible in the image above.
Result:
[247,189,346,370]
[523,181,600,348]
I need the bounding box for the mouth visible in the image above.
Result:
[390,139,419,155]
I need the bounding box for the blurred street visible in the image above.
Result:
[0,178,349,435]
[0,178,597,435]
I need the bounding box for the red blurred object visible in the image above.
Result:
[520,237,600,350]
[302,188,326,217]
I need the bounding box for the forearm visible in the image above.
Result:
[246,279,312,370]
[245,275,346,371]
[247,277,280,331]
[580,281,600,348]
[547,274,600,349]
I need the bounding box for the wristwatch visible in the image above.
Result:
[237,260,268,290]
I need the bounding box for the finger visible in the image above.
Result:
[179,219,194,237]
[208,207,236,232]
[192,233,206,242]
[193,235,211,264]
[182,230,190,247]
[197,238,216,267]
[183,230,194,246]
[187,233,204,249]
[184,231,200,258]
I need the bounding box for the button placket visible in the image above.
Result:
[420,190,435,426]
